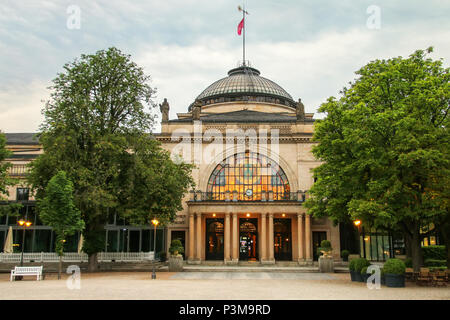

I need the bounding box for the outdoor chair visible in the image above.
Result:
[432,271,447,287]
[405,268,414,281]
[416,269,432,286]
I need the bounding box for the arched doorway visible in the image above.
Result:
[239,218,258,261]
[205,219,224,260]
[274,219,292,261]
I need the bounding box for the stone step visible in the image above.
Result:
[182,266,319,273]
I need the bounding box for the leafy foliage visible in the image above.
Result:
[382,258,406,275]
[28,48,194,268]
[38,171,84,256]
[351,258,371,272]
[422,245,446,260]
[306,48,450,271]
[169,239,184,255]
[0,133,21,216]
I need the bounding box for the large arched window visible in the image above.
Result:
[206,152,290,201]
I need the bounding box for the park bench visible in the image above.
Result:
[10,266,43,281]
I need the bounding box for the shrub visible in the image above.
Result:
[429,266,447,272]
[404,258,413,268]
[361,266,368,275]
[353,258,370,272]
[169,239,184,255]
[321,240,332,248]
[349,258,357,271]
[424,259,446,267]
[341,250,350,261]
[383,258,406,275]
[318,240,333,257]
[422,245,446,261]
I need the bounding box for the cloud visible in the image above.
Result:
[0,1,449,132]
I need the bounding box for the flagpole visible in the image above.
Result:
[243,4,245,66]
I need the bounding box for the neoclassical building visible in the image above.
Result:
[156,64,341,264]
[2,63,415,263]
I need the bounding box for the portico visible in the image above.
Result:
[186,202,313,265]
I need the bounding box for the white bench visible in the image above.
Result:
[10,266,43,281]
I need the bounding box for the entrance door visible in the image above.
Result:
[239,218,258,261]
[171,230,186,259]
[274,219,292,261]
[313,231,327,261]
[205,219,224,260]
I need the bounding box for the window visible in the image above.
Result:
[206,152,290,201]
[16,188,29,201]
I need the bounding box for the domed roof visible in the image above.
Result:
[192,65,295,109]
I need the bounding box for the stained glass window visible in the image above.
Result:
[206,152,290,201]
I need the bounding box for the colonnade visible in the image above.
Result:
[188,212,312,263]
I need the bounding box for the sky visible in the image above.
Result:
[0,0,449,133]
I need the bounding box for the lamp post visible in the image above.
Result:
[18,219,32,267]
[151,218,159,280]
[353,220,363,258]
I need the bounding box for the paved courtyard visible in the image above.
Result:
[0,272,448,300]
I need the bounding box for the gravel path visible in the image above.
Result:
[0,272,448,300]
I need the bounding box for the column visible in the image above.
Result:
[260,213,267,261]
[297,213,304,261]
[232,213,238,262]
[196,212,202,261]
[224,213,231,262]
[305,213,312,261]
[268,213,274,261]
[188,213,195,261]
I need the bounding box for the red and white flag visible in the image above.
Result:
[237,18,244,35]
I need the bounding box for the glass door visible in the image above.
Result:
[205,219,224,260]
[274,219,292,261]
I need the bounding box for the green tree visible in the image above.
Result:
[306,48,449,272]
[28,47,193,271]
[38,171,84,279]
[0,132,21,216]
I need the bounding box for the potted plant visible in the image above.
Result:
[349,258,358,281]
[318,240,334,273]
[168,239,184,272]
[382,258,406,288]
[352,258,370,282]
[341,250,350,262]
[361,266,374,283]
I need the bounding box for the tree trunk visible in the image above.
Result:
[410,226,423,272]
[405,237,412,259]
[447,244,450,269]
[88,253,98,272]
[58,255,62,280]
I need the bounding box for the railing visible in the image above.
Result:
[7,164,30,176]
[0,252,155,263]
[188,190,307,202]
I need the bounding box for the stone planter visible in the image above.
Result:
[168,255,184,272]
[318,256,334,273]
[350,270,358,281]
[385,273,405,288]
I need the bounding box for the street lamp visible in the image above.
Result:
[151,218,159,280]
[18,219,32,267]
